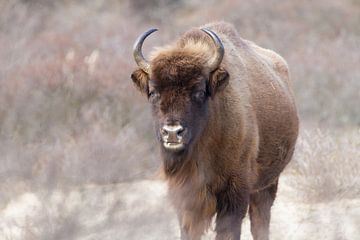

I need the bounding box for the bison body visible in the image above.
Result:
[131,22,299,240]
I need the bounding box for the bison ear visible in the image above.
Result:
[131,69,149,95]
[208,67,229,98]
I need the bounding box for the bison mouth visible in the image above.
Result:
[163,141,185,151]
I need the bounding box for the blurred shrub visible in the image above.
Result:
[290,129,360,202]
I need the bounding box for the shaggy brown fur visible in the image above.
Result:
[131,22,299,240]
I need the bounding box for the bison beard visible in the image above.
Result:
[131,21,299,240]
[162,147,189,175]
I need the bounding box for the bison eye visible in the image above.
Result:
[192,91,206,103]
[148,90,160,103]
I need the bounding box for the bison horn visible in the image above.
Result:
[133,28,158,74]
[201,28,225,72]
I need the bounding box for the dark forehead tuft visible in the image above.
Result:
[151,51,204,87]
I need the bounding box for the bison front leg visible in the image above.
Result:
[215,189,249,240]
[249,179,278,240]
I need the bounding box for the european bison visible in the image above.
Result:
[131,22,299,240]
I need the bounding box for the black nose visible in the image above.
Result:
[160,124,185,142]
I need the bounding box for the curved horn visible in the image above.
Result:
[201,28,224,72]
[133,28,158,74]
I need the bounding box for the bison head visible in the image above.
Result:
[131,28,229,173]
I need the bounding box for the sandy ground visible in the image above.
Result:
[1,174,359,240]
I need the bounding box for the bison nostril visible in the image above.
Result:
[161,128,168,137]
[177,128,185,137]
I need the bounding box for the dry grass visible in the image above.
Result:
[289,128,360,202]
[0,0,359,239]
